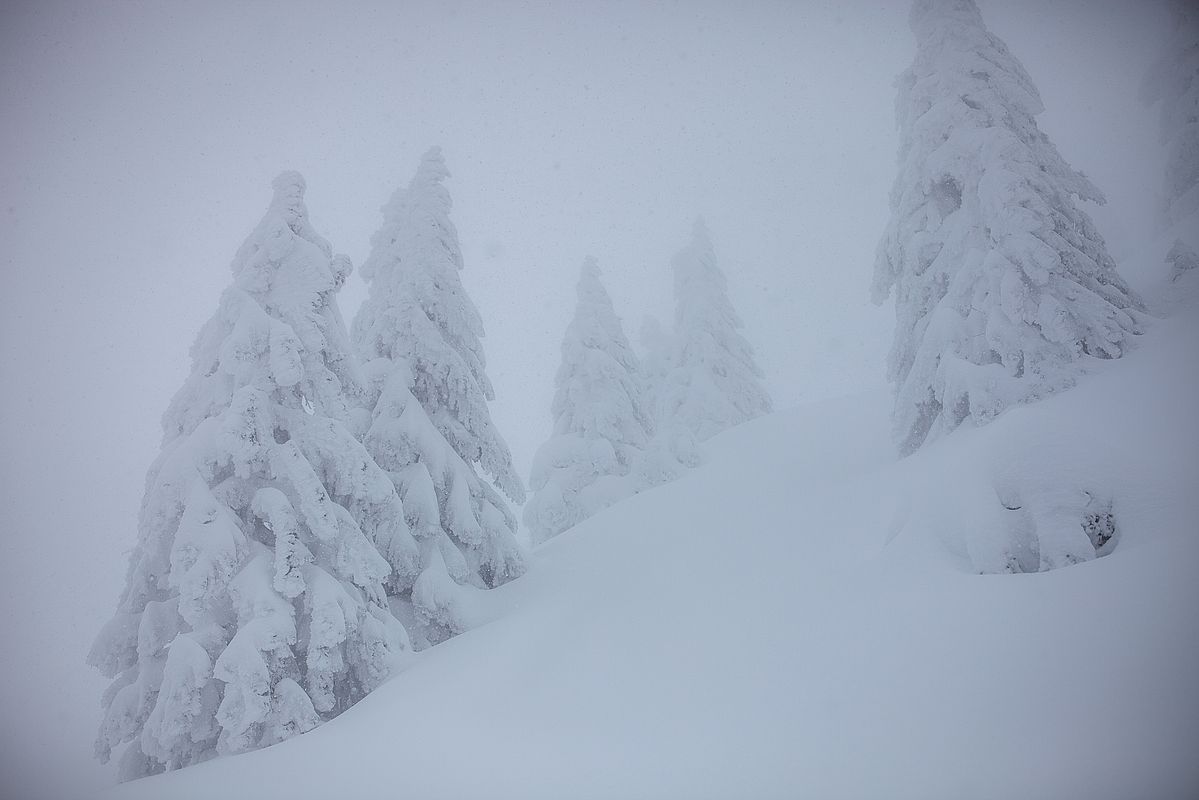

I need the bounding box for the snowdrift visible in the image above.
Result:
[106,276,1198,799]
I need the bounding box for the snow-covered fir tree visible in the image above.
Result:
[524,258,653,545]
[1141,0,1199,226]
[635,314,703,481]
[88,173,414,780]
[662,218,771,443]
[352,147,525,646]
[873,0,1144,456]
[636,314,689,452]
[637,315,675,426]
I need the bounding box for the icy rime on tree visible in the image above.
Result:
[88,174,414,779]
[873,0,1143,456]
[662,219,771,443]
[524,258,654,545]
[352,147,524,646]
[1141,0,1199,226]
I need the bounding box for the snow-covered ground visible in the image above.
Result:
[106,233,1199,799]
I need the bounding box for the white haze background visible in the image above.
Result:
[0,1,1170,797]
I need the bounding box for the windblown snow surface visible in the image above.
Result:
[108,238,1198,799]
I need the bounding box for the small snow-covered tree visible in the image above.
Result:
[352,147,525,645]
[662,219,771,442]
[88,173,414,780]
[524,258,653,545]
[873,0,1143,456]
[1166,238,1199,282]
[1141,0,1199,226]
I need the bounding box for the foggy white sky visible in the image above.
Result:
[0,1,1170,796]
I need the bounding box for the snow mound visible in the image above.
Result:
[106,280,1199,799]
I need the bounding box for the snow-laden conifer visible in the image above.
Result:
[352,147,524,645]
[637,316,675,425]
[635,315,703,482]
[662,219,771,442]
[524,258,653,545]
[88,173,413,780]
[1141,1,1199,226]
[873,0,1144,456]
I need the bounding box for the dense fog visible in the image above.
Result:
[0,1,1175,797]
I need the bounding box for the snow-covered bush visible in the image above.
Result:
[352,147,525,646]
[88,173,413,779]
[660,219,771,443]
[873,0,1144,455]
[524,258,654,545]
[1141,0,1199,226]
[1166,238,1198,282]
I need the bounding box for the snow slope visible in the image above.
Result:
[106,270,1198,798]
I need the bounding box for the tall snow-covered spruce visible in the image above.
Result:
[662,219,771,443]
[88,173,413,780]
[352,147,525,646]
[524,257,653,545]
[1141,0,1199,227]
[873,0,1143,456]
